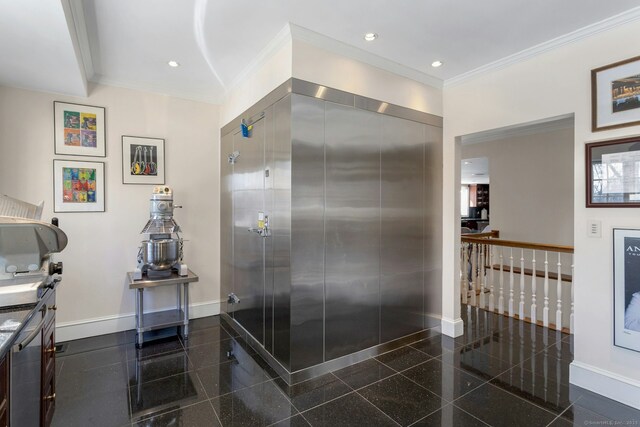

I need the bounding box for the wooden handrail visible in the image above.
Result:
[462,230,500,239]
[461,236,574,254]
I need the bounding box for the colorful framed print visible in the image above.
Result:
[54,101,106,157]
[613,228,640,353]
[122,136,165,185]
[53,159,105,212]
[592,55,640,132]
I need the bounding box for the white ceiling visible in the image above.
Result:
[461,157,490,185]
[2,1,640,102]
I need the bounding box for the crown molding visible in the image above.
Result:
[90,74,222,105]
[445,6,640,88]
[461,114,574,145]
[289,23,443,90]
[225,23,293,95]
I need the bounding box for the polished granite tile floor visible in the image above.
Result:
[52,306,640,426]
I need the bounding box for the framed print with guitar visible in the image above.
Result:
[122,136,165,185]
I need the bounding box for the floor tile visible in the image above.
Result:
[134,401,221,426]
[127,350,193,385]
[375,345,432,372]
[57,361,128,401]
[454,383,557,427]
[270,414,312,426]
[125,336,185,361]
[129,370,209,421]
[411,404,489,426]
[556,403,613,425]
[274,373,352,412]
[440,346,513,381]
[52,387,131,427]
[211,380,298,426]
[186,336,255,369]
[490,364,576,415]
[190,316,222,330]
[410,335,461,358]
[565,387,640,423]
[180,324,233,348]
[402,358,485,401]
[58,330,129,356]
[59,344,128,371]
[333,358,395,390]
[359,374,444,426]
[196,358,269,398]
[301,392,397,427]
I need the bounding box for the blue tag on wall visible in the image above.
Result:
[241,121,253,138]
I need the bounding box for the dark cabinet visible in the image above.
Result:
[0,354,7,427]
[476,184,489,209]
[41,310,56,427]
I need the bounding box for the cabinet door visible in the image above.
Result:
[41,314,55,427]
[0,354,7,427]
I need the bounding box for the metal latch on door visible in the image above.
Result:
[248,211,270,237]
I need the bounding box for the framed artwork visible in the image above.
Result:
[592,55,640,132]
[585,136,640,207]
[613,228,640,353]
[53,159,105,212]
[122,136,165,185]
[54,101,106,157]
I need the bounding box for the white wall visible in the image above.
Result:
[461,127,574,246]
[220,40,292,127]
[293,40,443,117]
[443,20,640,408]
[0,84,220,341]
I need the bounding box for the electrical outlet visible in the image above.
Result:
[588,219,601,238]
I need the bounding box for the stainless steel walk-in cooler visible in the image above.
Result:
[220,79,443,383]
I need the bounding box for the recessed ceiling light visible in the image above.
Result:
[431,60,443,68]
[364,33,378,41]
[168,60,180,68]
[464,161,472,165]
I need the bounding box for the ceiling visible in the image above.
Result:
[461,157,490,185]
[2,1,640,103]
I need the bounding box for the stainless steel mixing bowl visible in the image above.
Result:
[140,239,179,270]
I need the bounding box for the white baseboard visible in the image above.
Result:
[570,361,640,410]
[441,316,464,338]
[56,299,223,342]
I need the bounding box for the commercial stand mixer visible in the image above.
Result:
[133,186,188,280]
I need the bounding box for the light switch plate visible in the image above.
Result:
[588,219,601,238]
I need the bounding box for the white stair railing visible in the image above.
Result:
[460,231,574,333]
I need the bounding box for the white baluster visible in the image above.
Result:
[498,248,504,314]
[461,243,468,304]
[479,244,486,309]
[556,254,562,330]
[470,244,477,306]
[531,250,537,324]
[543,251,550,327]
[570,261,574,334]
[489,245,495,312]
[519,249,525,320]
[509,248,514,316]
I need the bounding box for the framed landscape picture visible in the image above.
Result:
[54,101,106,157]
[122,136,165,185]
[613,228,640,353]
[592,56,640,132]
[53,159,105,212]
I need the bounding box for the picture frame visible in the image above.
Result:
[586,136,640,207]
[54,101,106,157]
[53,159,105,213]
[613,228,640,353]
[122,136,165,185]
[592,55,640,132]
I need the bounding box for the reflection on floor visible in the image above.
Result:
[52,305,640,426]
